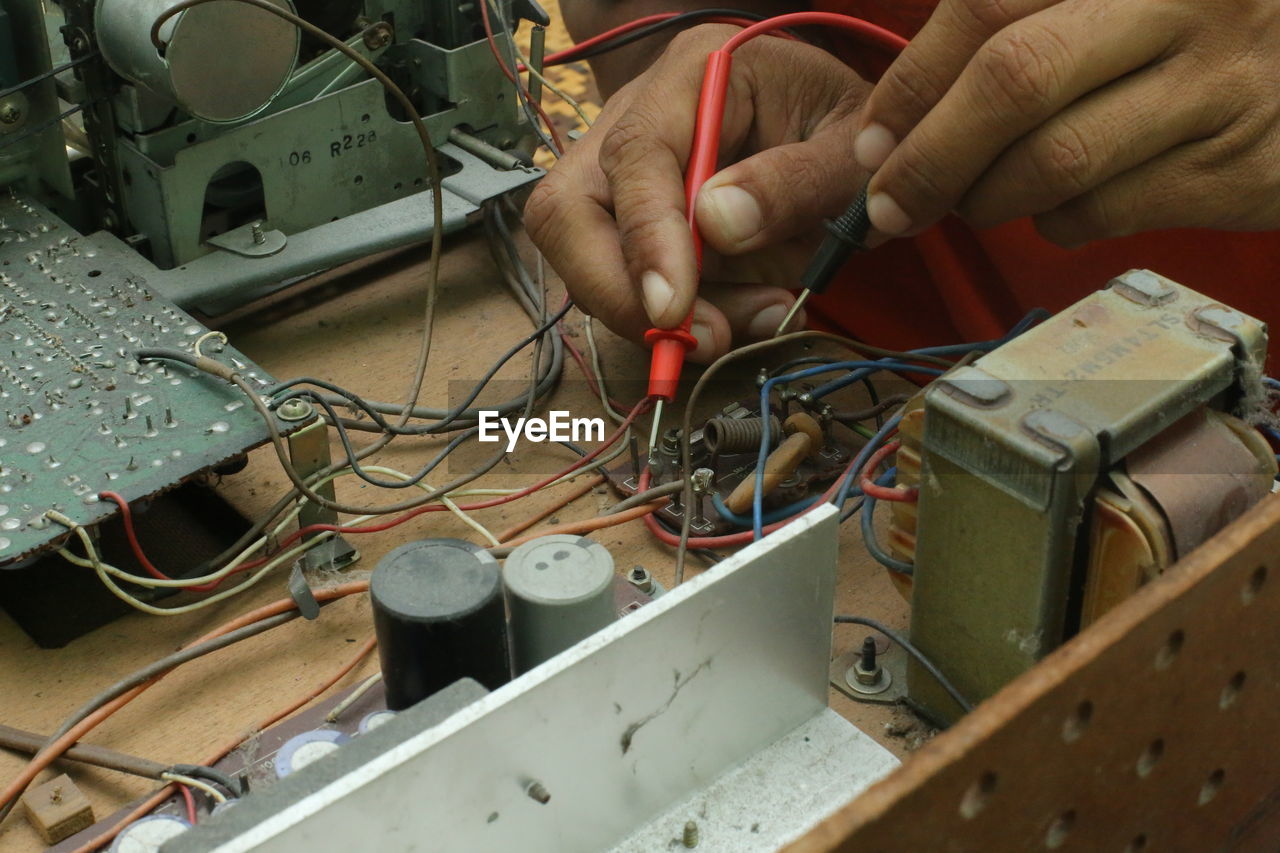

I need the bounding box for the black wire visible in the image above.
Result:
[554,8,772,64]
[833,615,974,714]
[290,387,481,489]
[0,51,100,101]
[170,763,245,798]
[838,497,865,523]
[0,101,92,152]
[862,376,884,429]
[266,301,572,437]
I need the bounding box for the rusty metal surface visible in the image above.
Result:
[790,492,1280,853]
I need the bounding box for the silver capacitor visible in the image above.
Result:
[502,534,616,674]
[94,0,299,123]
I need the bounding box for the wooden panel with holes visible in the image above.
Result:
[791,494,1280,853]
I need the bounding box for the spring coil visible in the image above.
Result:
[703,415,782,455]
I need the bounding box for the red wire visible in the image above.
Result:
[98,399,653,589]
[859,440,917,502]
[478,0,567,153]
[721,11,906,54]
[637,449,861,549]
[540,14,782,67]
[547,13,676,62]
[178,783,198,824]
[98,491,225,592]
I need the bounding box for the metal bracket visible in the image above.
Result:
[207,221,287,258]
[285,414,359,573]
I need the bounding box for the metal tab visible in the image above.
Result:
[936,366,1012,408]
[1109,269,1178,307]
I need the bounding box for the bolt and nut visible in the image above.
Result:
[276,398,316,422]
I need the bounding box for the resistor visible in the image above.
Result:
[702,415,782,455]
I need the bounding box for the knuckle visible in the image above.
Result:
[522,180,561,248]
[775,152,838,222]
[956,0,1023,33]
[891,139,954,211]
[977,26,1066,114]
[1033,122,1097,196]
[1065,192,1131,242]
[881,48,948,120]
[597,112,651,178]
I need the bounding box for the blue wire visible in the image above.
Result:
[710,492,823,528]
[860,468,914,575]
[1264,377,1280,392]
[747,311,1051,538]
[804,309,1049,401]
[754,363,925,539]
[833,414,902,511]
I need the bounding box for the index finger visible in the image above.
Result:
[854,0,1061,172]
[863,0,1177,235]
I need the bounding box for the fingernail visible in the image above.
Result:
[747,303,794,340]
[867,192,912,235]
[865,229,890,249]
[699,184,764,246]
[854,123,896,171]
[641,270,677,326]
[690,321,715,361]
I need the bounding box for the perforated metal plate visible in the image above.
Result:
[791,494,1280,852]
[0,192,279,565]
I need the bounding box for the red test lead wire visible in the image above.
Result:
[643,12,907,411]
[643,48,731,404]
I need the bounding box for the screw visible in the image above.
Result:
[0,102,22,125]
[690,468,713,526]
[660,428,681,456]
[854,635,883,686]
[682,820,699,848]
[362,21,394,49]
[627,565,653,593]
[276,398,315,422]
[524,780,551,804]
[250,222,266,245]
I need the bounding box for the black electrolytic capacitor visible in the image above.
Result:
[370,538,509,710]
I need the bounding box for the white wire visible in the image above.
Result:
[56,462,504,599]
[193,330,227,358]
[358,466,501,546]
[50,512,326,616]
[523,61,594,129]
[325,672,383,723]
[583,315,626,423]
[161,772,227,804]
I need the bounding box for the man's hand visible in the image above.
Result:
[525,25,873,362]
[854,0,1280,247]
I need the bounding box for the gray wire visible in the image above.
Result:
[606,480,685,514]
[0,610,299,823]
[833,615,973,714]
[289,204,564,434]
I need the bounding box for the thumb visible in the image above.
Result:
[695,126,871,256]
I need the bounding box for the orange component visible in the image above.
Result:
[784,411,824,456]
[724,431,813,514]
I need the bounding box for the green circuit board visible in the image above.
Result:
[0,191,280,565]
